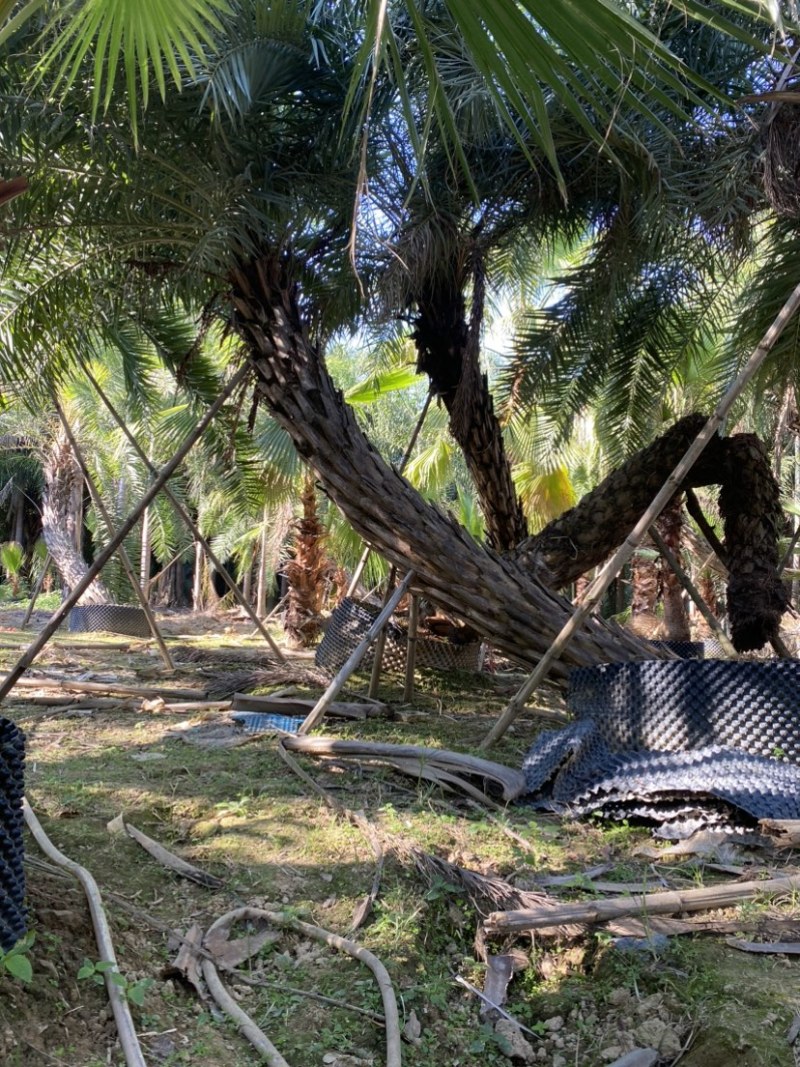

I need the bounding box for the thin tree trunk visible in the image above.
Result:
[256,508,269,619]
[656,496,691,641]
[140,506,151,595]
[193,541,204,612]
[41,425,111,605]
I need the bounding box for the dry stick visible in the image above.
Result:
[200,957,290,1067]
[231,971,386,1024]
[403,594,419,703]
[780,522,800,575]
[684,488,728,565]
[21,551,51,629]
[481,279,800,749]
[82,363,285,662]
[53,397,175,671]
[484,870,800,936]
[2,676,203,699]
[0,364,251,705]
[647,526,737,658]
[299,571,415,733]
[22,799,147,1067]
[368,564,397,698]
[204,908,402,1067]
[346,391,432,598]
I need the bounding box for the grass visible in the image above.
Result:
[0,603,798,1065]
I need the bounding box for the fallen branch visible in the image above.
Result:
[203,907,402,1067]
[759,819,800,847]
[107,815,225,890]
[232,693,383,720]
[726,937,800,955]
[484,872,800,935]
[201,955,290,1067]
[23,799,146,1067]
[4,675,206,700]
[282,736,526,802]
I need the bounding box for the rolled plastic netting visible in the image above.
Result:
[0,718,26,952]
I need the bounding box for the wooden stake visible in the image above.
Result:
[299,572,414,734]
[0,365,250,704]
[481,278,800,748]
[403,594,419,703]
[484,871,800,935]
[21,550,51,629]
[82,363,285,662]
[53,397,175,670]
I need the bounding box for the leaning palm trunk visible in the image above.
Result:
[234,259,790,657]
[514,414,788,650]
[231,257,653,679]
[41,426,110,605]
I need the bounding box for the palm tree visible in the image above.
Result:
[0,1,792,666]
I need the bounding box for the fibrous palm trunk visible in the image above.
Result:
[412,270,527,553]
[231,257,651,680]
[656,496,691,641]
[513,414,788,650]
[231,257,787,662]
[283,473,329,648]
[41,426,110,605]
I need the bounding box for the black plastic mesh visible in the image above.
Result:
[316,598,483,675]
[0,718,26,951]
[68,604,151,638]
[647,639,723,660]
[523,660,800,826]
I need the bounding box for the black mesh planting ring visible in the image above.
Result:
[316,598,483,675]
[0,718,26,952]
[523,660,800,827]
[68,604,151,638]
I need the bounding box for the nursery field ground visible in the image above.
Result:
[0,603,797,1067]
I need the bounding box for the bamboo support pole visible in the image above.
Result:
[647,526,737,658]
[403,594,419,703]
[82,363,284,661]
[0,365,250,704]
[53,398,174,670]
[346,392,431,598]
[21,551,51,629]
[299,572,414,734]
[484,871,800,936]
[368,566,397,698]
[481,278,800,749]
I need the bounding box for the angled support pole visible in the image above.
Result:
[0,364,251,704]
[21,551,51,629]
[82,363,285,662]
[53,396,175,670]
[481,277,800,749]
